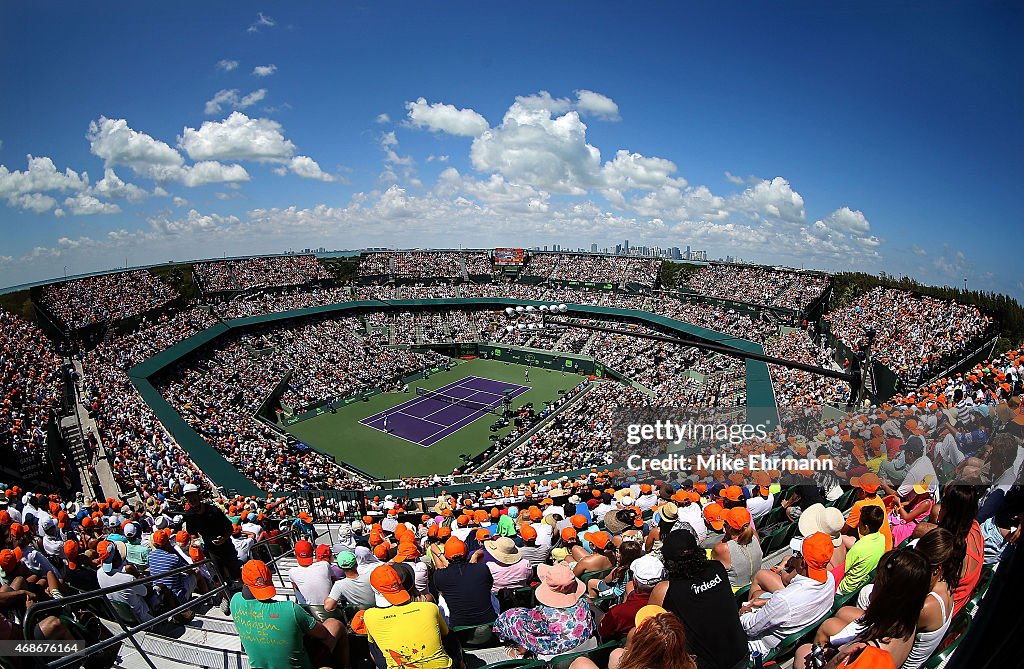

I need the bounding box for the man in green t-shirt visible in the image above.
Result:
[231,559,349,669]
[838,505,886,595]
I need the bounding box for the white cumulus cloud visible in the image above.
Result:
[405,97,489,137]
[216,59,239,72]
[64,193,121,215]
[284,156,336,182]
[0,155,89,211]
[575,89,620,120]
[252,64,277,77]
[179,112,296,162]
[93,168,148,202]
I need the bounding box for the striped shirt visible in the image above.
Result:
[148,547,188,602]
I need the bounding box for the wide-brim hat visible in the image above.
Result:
[484,536,523,565]
[535,563,586,608]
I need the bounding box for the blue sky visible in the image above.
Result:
[1,2,1021,297]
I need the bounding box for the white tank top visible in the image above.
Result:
[903,590,953,669]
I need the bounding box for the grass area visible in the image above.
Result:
[284,357,583,479]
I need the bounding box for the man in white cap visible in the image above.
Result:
[597,553,665,641]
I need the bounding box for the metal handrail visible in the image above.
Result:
[24,524,327,669]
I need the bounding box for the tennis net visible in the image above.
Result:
[416,387,498,413]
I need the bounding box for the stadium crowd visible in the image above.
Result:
[0,310,62,469]
[524,253,662,287]
[683,264,829,311]
[194,255,331,293]
[824,288,993,385]
[40,270,178,329]
[765,328,850,408]
[358,252,492,279]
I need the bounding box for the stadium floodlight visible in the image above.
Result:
[526,305,536,312]
[558,304,568,312]
[515,306,525,313]
[505,307,514,315]
[539,305,549,312]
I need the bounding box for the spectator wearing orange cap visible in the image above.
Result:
[569,528,617,578]
[586,538,643,599]
[432,536,497,627]
[794,548,932,669]
[712,507,763,591]
[233,559,348,669]
[363,564,457,669]
[518,523,551,567]
[741,532,836,655]
[62,539,99,591]
[96,539,156,623]
[288,540,334,607]
[147,529,192,607]
[844,473,893,551]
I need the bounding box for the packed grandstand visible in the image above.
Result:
[0,248,1020,669]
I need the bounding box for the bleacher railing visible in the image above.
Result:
[23,526,320,669]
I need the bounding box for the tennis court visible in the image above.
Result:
[359,375,530,447]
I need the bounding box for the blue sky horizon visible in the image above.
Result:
[1,2,1021,297]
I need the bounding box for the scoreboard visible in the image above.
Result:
[493,248,525,265]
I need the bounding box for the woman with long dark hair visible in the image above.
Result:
[587,539,642,598]
[648,528,748,669]
[795,548,931,668]
[568,611,697,669]
[912,482,983,616]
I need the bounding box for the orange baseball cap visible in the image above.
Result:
[298,511,312,523]
[801,532,835,583]
[0,549,16,577]
[528,506,542,521]
[175,530,190,545]
[63,540,80,568]
[520,524,537,541]
[475,528,491,541]
[372,543,391,560]
[851,472,881,494]
[370,564,411,607]
[436,526,452,539]
[242,560,277,599]
[315,544,333,562]
[721,486,744,502]
[443,537,467,558]
[294,540,314,566]
[703,502,725,531]
[569,514,588,529]
[583,531,611,550]
[725,507,752,530]
[151,529,171,548]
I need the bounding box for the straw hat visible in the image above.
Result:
[483,536,523,565]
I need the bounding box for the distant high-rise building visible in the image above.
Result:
[553,244,560,252]
[543,245,548,252]
[685,245,691,260]
[623,240,629,254]
[591,243,598,253]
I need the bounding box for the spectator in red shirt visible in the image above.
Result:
[596,553,666,641]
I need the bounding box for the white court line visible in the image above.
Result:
[360,376,481,424]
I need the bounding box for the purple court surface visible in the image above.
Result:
[360,375,530,447]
